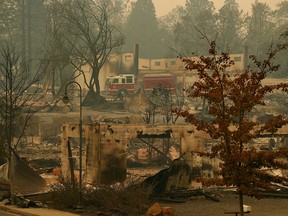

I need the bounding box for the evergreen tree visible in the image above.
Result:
[27,0,47,59]
[274,0,288,32]
[0,1,22,47]
[158,6,183,57]
[123,0,163,58]
[0,0,47,73]
[217,0,245,53]
[108,0,129,27]
[272,1,288,76]
[173,0,217,55]
[245,1,275,59]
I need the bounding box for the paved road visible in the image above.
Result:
[0,209,21,216]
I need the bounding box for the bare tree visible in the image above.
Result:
[147,85,186,124]
[59,0,125,106]
[0,42,45,203]
[137,86,185,165]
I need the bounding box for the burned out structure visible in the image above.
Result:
[60,123,213,187]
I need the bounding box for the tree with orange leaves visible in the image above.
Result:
[174,36,288,216]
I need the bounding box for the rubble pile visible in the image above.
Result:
[18,141,61,161]
[140,158,220,203]
[259,183,288,198]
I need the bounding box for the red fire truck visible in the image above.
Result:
[105,73,177,98]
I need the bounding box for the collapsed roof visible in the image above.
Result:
[0,152,48,196]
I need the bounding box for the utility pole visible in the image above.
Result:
[27,0,32,73]
[21,0,26,64]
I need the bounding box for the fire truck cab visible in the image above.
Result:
[105,74,135,97]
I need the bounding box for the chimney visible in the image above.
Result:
[244,45,248,70]
[134,44,139,78]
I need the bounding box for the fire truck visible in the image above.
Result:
[105,73,177,98]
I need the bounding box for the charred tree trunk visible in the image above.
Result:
[81,66,107,107]
[91,67,101,96]
[82,90,106,108]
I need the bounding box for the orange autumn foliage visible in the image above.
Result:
[175,39,288,199]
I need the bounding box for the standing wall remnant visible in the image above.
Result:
[61,123,209,185]
[61,123,127,185]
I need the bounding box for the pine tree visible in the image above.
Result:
[217,0,245,53]
[123,0,163,58]
[173,0,217,55]
[246,1,275,59]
